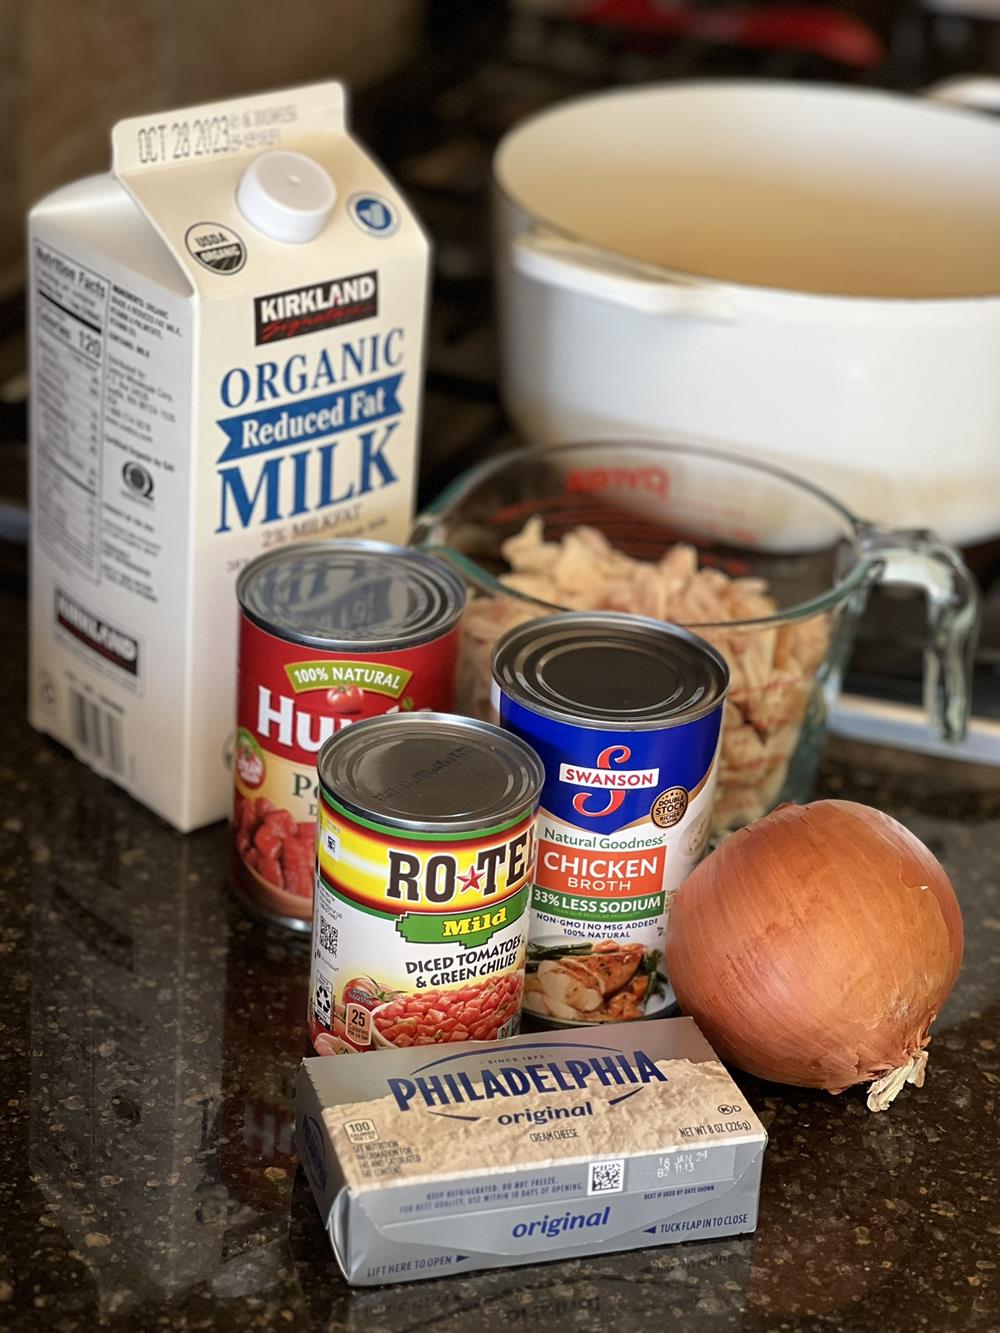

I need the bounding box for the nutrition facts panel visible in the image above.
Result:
[32,241,110,583]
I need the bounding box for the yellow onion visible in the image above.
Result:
[666,800,963,1111]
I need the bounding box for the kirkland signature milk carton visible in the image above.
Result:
[295,1017,767,1286]
[28,83,429,830]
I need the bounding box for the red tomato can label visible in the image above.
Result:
[232,541,466,930]
[308,713,545,1054]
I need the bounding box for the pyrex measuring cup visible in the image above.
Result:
[411,440,978,832]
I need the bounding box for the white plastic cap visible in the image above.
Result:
[236,150,336,244]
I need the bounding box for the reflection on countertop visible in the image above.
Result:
[1,562,998,1332]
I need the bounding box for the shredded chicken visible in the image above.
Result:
[461,517,831,833]
[523,942,649,1023]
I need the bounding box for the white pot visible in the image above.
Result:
[494,80,1000,546]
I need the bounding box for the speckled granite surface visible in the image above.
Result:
[1,560,998,1332]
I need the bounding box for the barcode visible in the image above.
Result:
[588,1159,625,1195]
[70,691,125,776]
[318,917,338,957]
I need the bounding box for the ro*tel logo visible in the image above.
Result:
[559,746,660,818]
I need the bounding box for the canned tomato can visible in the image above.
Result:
[309,712,544,1055]
[232,540,466,930]
[491,611,728,1028]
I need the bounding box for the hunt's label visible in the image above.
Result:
[232,614,458,924]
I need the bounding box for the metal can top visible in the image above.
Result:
[491,611,729,731]
[318,712,545,833]
[237,540,467,652]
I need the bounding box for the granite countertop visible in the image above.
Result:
[1,561,998,1333]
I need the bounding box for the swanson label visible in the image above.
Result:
[494,691,724,1027]
[307,793,538,1056]
[232,616,459,926]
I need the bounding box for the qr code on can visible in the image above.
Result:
[588,1159,625,1195]
[318,917,338,957]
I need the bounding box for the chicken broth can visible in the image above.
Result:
[491,611,728,1027]
[233,541,465,929]
[309,712,545,1054]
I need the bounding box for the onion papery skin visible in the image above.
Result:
[665,800,963,1109]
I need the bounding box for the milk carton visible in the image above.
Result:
[28,83,429,830]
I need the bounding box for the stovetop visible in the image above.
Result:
[3,1,1000,756]
[375,5,1000,755]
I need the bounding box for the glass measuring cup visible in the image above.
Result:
[411,440,978,833]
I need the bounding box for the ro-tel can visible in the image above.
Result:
[233,540,466,931]
[491,610,729,1028]
[309,712,545,1055]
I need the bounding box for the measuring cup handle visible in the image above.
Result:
[856,525,980,743]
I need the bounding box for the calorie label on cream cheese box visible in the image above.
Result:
[294,1016,767,1286]
[28,83,429,831]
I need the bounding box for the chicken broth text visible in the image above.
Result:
[492,612,728,1026]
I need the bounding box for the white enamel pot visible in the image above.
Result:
[494,80,1000,546]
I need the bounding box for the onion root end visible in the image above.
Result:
[866,1050,929,1112]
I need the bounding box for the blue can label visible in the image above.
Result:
[493,685,723,1025]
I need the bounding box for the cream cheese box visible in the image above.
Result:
[294,1017,767,1286]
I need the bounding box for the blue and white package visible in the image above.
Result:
[295,1016,766,1286]
[491,612,728,1025]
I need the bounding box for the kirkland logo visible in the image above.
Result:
[254,271,378,344]
[55,590,139,676]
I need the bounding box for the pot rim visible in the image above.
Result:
[492,78,1000,307]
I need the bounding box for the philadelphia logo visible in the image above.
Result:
[254,271,378,344]
[386,1047,667,1113]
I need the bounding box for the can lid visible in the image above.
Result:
[318,713,545,833]
[237,541,467,651]
[491,611,729,731]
